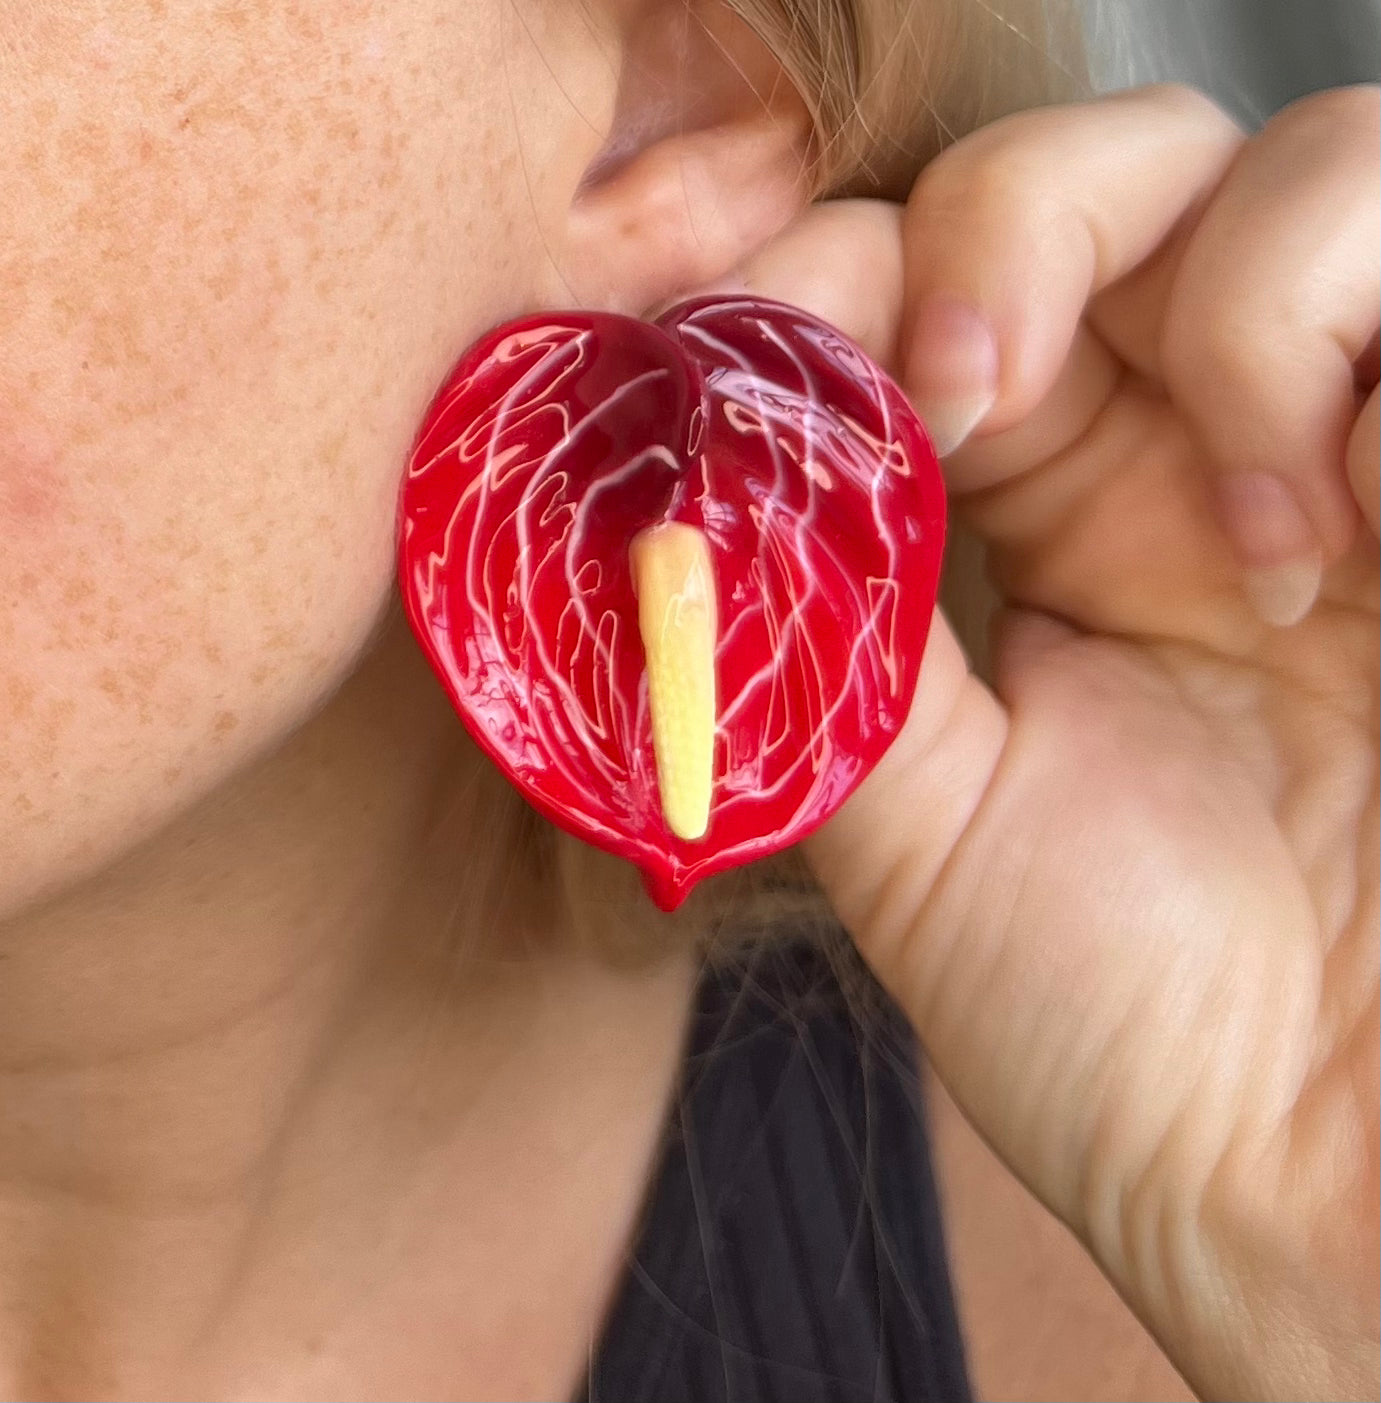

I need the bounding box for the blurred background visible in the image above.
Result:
[1089,0,1379,120]
[930,4,1380,1399]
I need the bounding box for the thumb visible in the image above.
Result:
[803,611,1007,985]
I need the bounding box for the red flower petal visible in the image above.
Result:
[398,296,945,909]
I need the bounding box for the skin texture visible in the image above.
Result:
[745,86,1378,1402]
[0,0,801,915]
[1,0,1375,1397]
[0,0,572,913]
[0,1,801,1396]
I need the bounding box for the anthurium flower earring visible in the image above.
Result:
[397,296,946,909]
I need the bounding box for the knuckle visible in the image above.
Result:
[1264,84,1381,158]
[909,134,1059,229]
[909,98,1087,214]
[1138,82,1243,140]
[909,82,1243,223]
[906,148,1078,290]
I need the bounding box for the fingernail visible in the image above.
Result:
[906,295,998,457]
[1216,472,1322,628]
[1243,557,1324,629]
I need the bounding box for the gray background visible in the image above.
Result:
[1085,0,1380,120]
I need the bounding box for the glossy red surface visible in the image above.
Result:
[398,296,945,909]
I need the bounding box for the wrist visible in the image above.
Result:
[1089,1137,1379,1402]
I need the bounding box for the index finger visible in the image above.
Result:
[732,197,906,364]
[899,85,1243,483]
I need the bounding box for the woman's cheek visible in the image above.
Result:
[0,0,542,916]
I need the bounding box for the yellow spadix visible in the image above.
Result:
[629,522,718,841]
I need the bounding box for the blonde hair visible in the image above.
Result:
[732,0,1085,197]
[532,0,1086,958]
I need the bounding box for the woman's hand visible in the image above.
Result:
[739,84,1379,1401]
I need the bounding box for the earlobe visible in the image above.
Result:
[549,3,812,313]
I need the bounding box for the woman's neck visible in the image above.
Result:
[0,618,694,1398]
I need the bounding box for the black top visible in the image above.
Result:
[582,939,971,1403]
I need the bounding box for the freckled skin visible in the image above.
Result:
[0,6,813,1397]
[0,0,604,916]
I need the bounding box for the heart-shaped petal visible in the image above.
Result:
[398,296,945,909]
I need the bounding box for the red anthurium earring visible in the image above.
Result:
[397,296,945,910]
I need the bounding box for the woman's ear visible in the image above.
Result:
[548,0,813,313]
